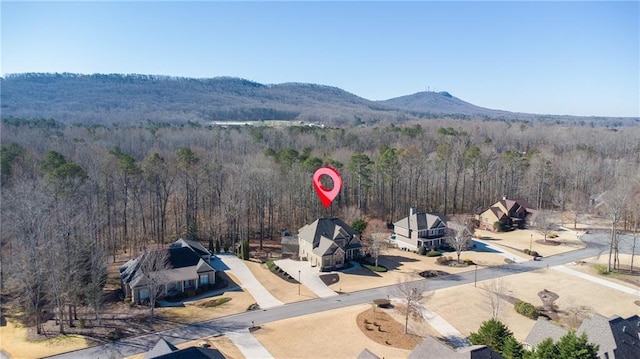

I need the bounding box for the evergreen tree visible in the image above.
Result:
[502,336,525,359]
[469,319,514,354]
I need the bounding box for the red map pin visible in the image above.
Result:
[313,166,342,208]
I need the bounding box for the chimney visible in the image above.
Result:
[502,195,507,201]
[410,207,417,216]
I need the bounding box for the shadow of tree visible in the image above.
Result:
[377,255,420,271]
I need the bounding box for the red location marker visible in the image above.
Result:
[313,166,342,208]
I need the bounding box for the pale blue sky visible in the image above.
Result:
[2,1,639,117]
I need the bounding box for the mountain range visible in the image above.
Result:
[0,73,635,126]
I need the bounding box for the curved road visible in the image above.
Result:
[45,231,613,359]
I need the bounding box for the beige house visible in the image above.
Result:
[298,217,361,271]
[120,239,215,303]
[392,208,447,251]
[476,197,537,231]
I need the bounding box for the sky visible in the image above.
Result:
[1,1,639,117]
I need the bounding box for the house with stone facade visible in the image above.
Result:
[298,217,361,271]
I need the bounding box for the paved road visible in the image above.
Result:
[45,231,612,359]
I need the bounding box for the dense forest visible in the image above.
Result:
[1,117,639,333]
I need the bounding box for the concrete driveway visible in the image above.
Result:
[212,254,284,309]
[274,259,338,298]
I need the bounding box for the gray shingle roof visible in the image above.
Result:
[144,338,178,359]
[578,314,640,359]
[524,319,568,349]
[394,212,447,232]
[298,217,360,257]
[408,336,503,359]
[120,246,215,290]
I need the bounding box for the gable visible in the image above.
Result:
[396,211,447,231]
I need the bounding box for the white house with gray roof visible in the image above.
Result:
[298,217,361,271]
[393,207,447,251]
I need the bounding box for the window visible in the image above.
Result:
[199,274,209,286]
[184,280,194,288]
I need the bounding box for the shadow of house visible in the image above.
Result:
[393,207,447,251]
[476,197,537,231]
[280,229,299,258]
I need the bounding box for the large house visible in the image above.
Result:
[392,208,447,251]
[120,239,216,303]
[298,217,361,271]
[476,197,537,231]
[524,314,640,359]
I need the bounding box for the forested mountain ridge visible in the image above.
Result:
[0,73,401,125]
[2,73,636,126]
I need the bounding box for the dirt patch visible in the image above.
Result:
[356,308,422,350]
[418,270,449,278]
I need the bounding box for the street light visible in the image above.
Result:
[298,270,301,295]
[474,264,478,287]
[529,233,533,252]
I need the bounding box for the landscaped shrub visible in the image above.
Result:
[514,300,539,319]
[462,258,474,265]
[363,263,387,272]
[530,251,539,257]
[548,233,558,239]
[418,245,427,255]
[436,256,453,264]
[426,250,442,257]
[523,248,531,255]
[594,264,609,275]
[201,297,231,307]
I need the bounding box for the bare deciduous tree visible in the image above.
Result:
[564,297,592,329]
[138,248,172,319]
[601,186,630,272]
[480,278,506,320]
[394,277,433,334]
[446,219,474,263]
[362,218,389,267]
[534,210,555,242]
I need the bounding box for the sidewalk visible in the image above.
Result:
[214,254,284,309]
[552,265,640,296]
[415,303,470,348]
[226,329,274,359]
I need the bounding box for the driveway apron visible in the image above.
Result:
[274,259,338,298]
[215,254,284,309]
